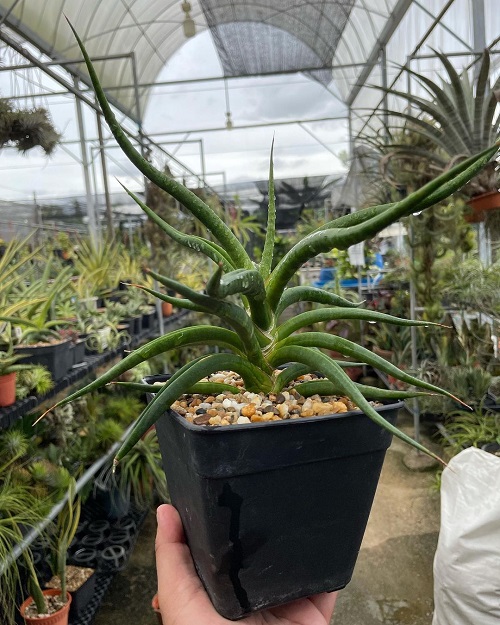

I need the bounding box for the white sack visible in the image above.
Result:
[433,447,500,625]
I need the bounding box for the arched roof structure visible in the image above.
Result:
[1,0,500,137]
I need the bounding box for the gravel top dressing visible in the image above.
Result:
[168,370,380,427]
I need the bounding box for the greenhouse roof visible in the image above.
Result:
[0,0,415,121]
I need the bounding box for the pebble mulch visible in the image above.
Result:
[169,371,378,427]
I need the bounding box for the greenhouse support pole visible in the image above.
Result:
[155,279,165,337]
[74,76,98,244]
[32,192,43,247]
[380,46,389,140]
[472,0,490,265]
[404,65,421,445]
[96,104,114,238]
[408,223,420,445]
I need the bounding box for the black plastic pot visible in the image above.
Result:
[99,545,127,572]
[93,484,131,521]
[481,441,500,455]
[70,548,98,569]
[81,533,106,549]
[88,520,110,535]
[141,308,157,331]
[123,316,142,336]
[68,569,96,618]
[14,339,72,382]
[106,528,132,550]
[155,395,401,620]
[71,339,86,367]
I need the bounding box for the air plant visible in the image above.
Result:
[39,22,500,467]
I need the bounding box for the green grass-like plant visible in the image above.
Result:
[41,22,500,466]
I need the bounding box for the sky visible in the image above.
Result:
[0,29,348,206]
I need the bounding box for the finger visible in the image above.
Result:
[155,504,215,620]
[308,591,338,620]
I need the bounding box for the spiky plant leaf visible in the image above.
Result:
[40,23,499,465]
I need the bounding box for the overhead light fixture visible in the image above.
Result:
[225,111,233,130]
[181,1,196,38]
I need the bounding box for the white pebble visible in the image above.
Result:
[236,416,251,424]
[222,398,232,409]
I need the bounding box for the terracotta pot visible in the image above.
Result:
[20,589,71,625]
[0,372,16,407]
[466,190,500,223]
[161,301,173,317]
[152,593,163,625]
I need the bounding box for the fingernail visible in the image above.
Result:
[156,504,167,526]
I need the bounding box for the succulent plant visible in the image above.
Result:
[0,347,34,377]
[40,23,500,466]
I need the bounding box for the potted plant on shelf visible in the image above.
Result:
[0,346,35,407]
[19,479,80,625]
[42,23,500,620]
[0,265,75,382]
[372,49,500,222]
[45,482,96,619]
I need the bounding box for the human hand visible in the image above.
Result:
[155,504,337,625]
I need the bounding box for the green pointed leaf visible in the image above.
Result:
[276,332,467,407]
[67,19,252,270]
[114,353,273,462]
[293,379,437,401]
[119,184,235,270]
[269,344,444,463]
[267,143,498,308]
[34,327,246,419]
[260,140,276,278]
[473,50,491,152]
[276,308,440,341]
[275,286,362,317]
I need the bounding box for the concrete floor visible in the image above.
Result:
[94,412,441,625]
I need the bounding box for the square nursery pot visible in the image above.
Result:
[123,316,142,336]
[154,394,401,620]
[67,569,96,618]
[46,566,96,619]
[14,339,72,382]
[141,308,157,331]
[71,340,86,367]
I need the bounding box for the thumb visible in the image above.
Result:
[155,504,216,623]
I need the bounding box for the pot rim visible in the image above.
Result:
[19,589,72,619]
[164,399,404,435]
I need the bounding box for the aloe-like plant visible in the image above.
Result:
[369,49,500,196]
[41,23,500,467]
[0,346,34,377]
[0,262,74,345]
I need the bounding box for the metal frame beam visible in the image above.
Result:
[353,0,458,140]
[346,0,414,107]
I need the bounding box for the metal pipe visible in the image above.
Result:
[353,0,458,139]
[74,76,98,243]
[0,0,22,28]
[96,99,114,238]
[380,46,389,141]
[0,52,136,72]
[144,115,349,137]
[154,278,165,337]
[0,28,103,117]
[0,418,137,575]
[0,218,85,233]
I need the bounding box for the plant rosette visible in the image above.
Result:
[41,21,500,622]
[20,589,71,625]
